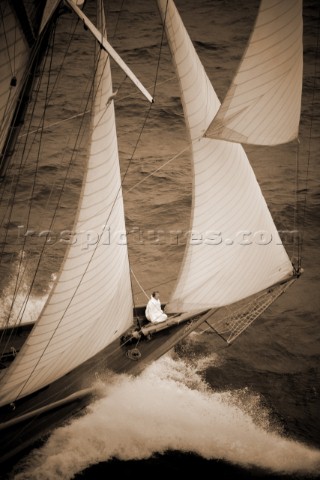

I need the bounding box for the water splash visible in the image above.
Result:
[11,353,320,480]
[0,288,47,327]
[0,252,55,328]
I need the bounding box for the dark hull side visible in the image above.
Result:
[0,308,215,466]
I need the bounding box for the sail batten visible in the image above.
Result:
[0,2,133,407]
[158,0,294,314]
[205,0,303,145]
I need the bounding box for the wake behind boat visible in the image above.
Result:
[0,0,304,466]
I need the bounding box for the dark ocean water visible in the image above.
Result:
[1,0,320,478]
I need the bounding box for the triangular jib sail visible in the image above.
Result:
[157,0,295,314]
[205,0,303,145]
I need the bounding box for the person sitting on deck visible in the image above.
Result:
[145,291,168,324]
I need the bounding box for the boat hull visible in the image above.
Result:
[0,307,214,466]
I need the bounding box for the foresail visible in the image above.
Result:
[0,2,133,406]
[205,0,303,145]
[158,0,294,314]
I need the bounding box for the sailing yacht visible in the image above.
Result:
[0,0,302,464]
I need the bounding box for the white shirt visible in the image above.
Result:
[145,296,167,324]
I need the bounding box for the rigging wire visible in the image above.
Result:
[15,75,177,141]
[110,0,125,39]
[0,14,93,357]
[125,144,190,194]
[0,2,14,78]
[0,21,57,231]
[291,138,300,266]
[130,268,149,301]
[0,15,82,352]
[1,10,97,391]
[1,38,59,350]
[0,3,17,154]
[298,4,319,271]
[0,24,58,349]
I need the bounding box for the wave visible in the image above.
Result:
[11,352,320,480]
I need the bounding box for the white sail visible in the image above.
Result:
[205,0,303,145]
[158,0,294,314]
[0,2,133,406]
[0,1,30,158]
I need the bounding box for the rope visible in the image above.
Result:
[18,110,90,138]
[16,75,177,141]
[130,268,150,301]
[0,27,58,341]
[125,144,190,194]
[0,15,83,352]
[110,0,125,39]
[291,138,300,265]
[126,348,141,360]
[0,2,14,78]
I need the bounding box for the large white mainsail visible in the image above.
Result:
[205,0,303,145]
[0,1,133,406]
[158,0,294,314]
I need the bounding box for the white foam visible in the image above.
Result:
[11,353,320,480]
[0,253,55,327]
[0,290,47,327]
